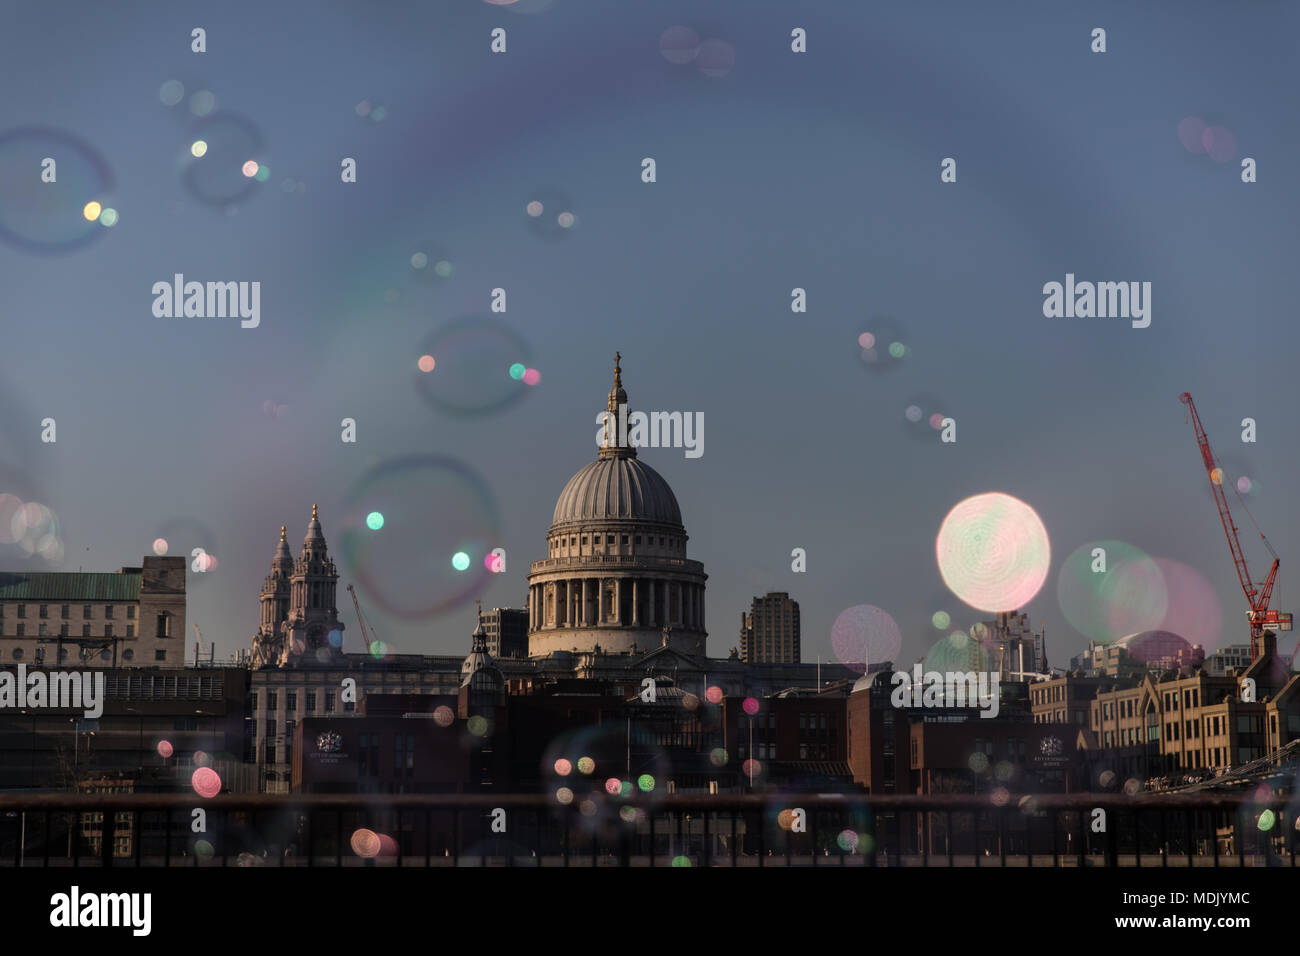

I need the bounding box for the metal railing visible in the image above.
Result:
[0,792,1292,867]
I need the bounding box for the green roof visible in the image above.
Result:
[0,572,142,602]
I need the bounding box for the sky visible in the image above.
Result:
[1,0,1299,670]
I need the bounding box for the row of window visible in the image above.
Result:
[253,691,347,715]
[4,623,139,638]
[0,603,137,619]
[103,674,221,699]
[549,534,681,554]
[1032,685,1066,705]
[1100,713,1272,746]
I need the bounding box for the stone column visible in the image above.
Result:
[615,578,623,625]
[632,579,640,625]
[581,579,589,626]
[647,579,656,626]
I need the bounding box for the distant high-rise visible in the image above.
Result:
[480,607,528,659]
[740,592,800,663]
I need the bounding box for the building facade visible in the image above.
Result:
[0,556,186,667]
[740,592,801,664]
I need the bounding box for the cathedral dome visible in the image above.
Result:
[552,456,682,527]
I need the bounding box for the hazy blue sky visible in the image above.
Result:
[2,0,1298,668]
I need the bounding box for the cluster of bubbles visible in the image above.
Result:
[408,242,454,283]
[543,725,672,832]
[830,604,902,672]
[158,83,218,118]
[413,316,536,417]
[1178,116,1238,164]
[0,127,115,253]
[339,456,501,619]
[0,494,63,563]
[183,112,268,209]
[935,492,1051,613]
[1056,541,1222,652]
[658,26,736,77]
[524,188,578,240]
[925,628,996,673]
[856,319,909,372]
[902,392,950,442]
[152,517,219,587]
[355,101,389,124]
[156,740,174,759]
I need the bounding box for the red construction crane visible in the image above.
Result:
[1180,392,1291,660]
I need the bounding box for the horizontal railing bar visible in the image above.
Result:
[0,792,1267,811]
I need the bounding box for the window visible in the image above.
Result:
[157,614,170,638]
[126,624,134,637]
[39,605,47,619]
[104,605,114,619]
[123,649,134,661]
[11,648,21,660]
[83,605,92,618]
[154,650,166,661]
[104,624,113,638]
[286,692,297,712]
[344,699,356,713]
[266,742,277,764]
[38,623,47,636]
[324,693,335,713]
[15,623,23,637]
[306,691,316,713]
[267,692,278,711]
[16,605,25,619]
[60,623,68,637]
[60,605,69,619]
[82,624,91,637]
[265,719,276,737]
[249,693,258,712]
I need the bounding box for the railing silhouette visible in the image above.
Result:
[0,792,1292,867]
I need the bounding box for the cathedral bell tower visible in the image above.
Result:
[283,504,346,665]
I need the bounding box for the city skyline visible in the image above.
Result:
[2,1,1299,671]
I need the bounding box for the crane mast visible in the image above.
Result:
[347,584,374,652]
[1179,392,1288,661]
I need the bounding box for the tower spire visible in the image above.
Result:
[600,351,635,459]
